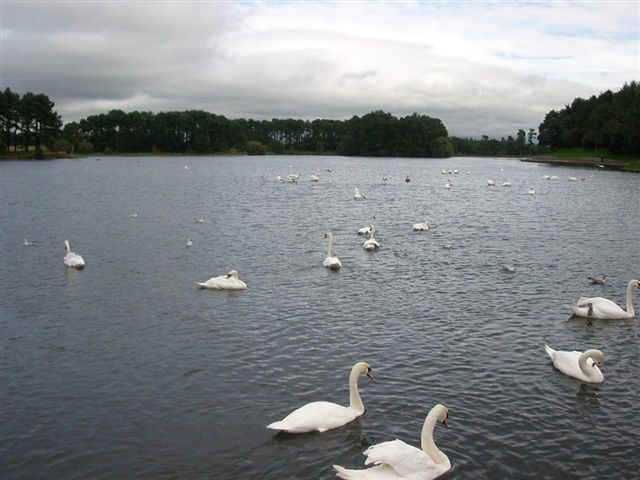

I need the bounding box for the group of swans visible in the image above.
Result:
[267,362,451,480]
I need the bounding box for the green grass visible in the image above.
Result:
[549,148,637,162]
[623,160,640,172]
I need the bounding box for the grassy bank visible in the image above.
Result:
[527,148,640,172]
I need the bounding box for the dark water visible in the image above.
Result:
[1,155,639,479]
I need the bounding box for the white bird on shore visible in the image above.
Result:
[63,240,85,270]
[195,270,247,290]
[267,362,373,433]
[323,232,342,270]
[333,404,451,480]
[544,345,604,383]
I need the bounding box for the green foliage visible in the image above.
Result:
[430,136,454,157]
[53,137,72,153]
[450,131,543,157]
[245,140,267,155]
[77,140,94,153]
[538,81,639,155]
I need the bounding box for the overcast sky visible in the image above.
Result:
[1,0,638,137]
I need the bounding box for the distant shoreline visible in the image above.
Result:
[520,155,634,171]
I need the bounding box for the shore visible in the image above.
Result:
[521,155,631,170]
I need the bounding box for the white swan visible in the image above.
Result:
[354,187,366,200]
[358,216,376,235]
[333,404,451,480]
[63,240,85,270]
[568,176,577,181]
[487,179,495,186]
[570,279,639,319]
[544,345,604,383]
[412,222,429,231]
[363,225,380,251]
[24,238,33,246]
[588,274,608,285]
[194,216,205,223]
[310,175,320,182]
[444,181,451,189]
[267,362,373,433]
[527,187,535,195]
[186,238,193,247]
[502,181,511,187]
[323,232,342,270]
[195,270,247,290]
[502,264,515,273]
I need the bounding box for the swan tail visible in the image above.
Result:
[266,420,288,431]
[544,344,555,360]
[194,282,207,288]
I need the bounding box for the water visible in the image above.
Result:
[1,155,638,479]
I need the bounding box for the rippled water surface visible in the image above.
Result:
[1,155,639,479]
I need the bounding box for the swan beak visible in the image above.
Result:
[366,369,374,380]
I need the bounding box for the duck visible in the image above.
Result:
[570,279,639,319]
[195,270,247,290]
[333,404,451,480]
[323,232,342,270]
[353,187,366,200]
[544,345,604,383]
[267,362,373,433]
[588,274,607,285]
[63,240,85,270]
[362,225,380,251]
[412,222,429,232]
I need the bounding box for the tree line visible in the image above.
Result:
[537,81,639,154]
[450,129,542,157]
[0,87,62,157]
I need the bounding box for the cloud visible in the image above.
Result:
[1,0,637,137]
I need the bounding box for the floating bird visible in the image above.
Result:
[588,274,608,285]
[570,279,639,319]
[405,176,411,183]
[362,225,380,251]
[527,187,536,195]
[24,238,33,246]
[194,216,205,223]
[487,179,495,186]
[267,362,373,433]
[358,216,376,235]
[310,175,320,182]
[63,240,85,270]
[195,270,247,290]
[568,176,578,181]
[544,344,604,383]
[412,222,429,231]
[502,181,511,187]
[502,264,515,273]
[333,404,451,480]
[186,238,193,247]
[323,232,342,270]
[353,187,366,200]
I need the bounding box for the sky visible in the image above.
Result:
[1,0,638,138]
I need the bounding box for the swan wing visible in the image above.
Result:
[267,401,357,433]
[576,297,626,318]
[364,440,445,478]
[334,464,400,479]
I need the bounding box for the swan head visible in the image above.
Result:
[430,404,449,428]
[586,349,605,367]
[354,361,374,379]
[324,232,333,240]
[226,270,239,279]
[633,279,640,289]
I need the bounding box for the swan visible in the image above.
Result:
[267,362,373,433]
[310,175,320,182]
[287,174,299,183]
[186,238,193,247]
[128,212,138,218]
[354,187,366,200]
[24,238,33,246]
[194,216,205,223]
[63,240,85,270]
[543,175,551,180]
[444,181,451,189]
[588,274,608,285]
[570,279,639,319]
[382,176,388,183]
[323,232,342,270]
[276,175,285,182]
[502,181,511,187]
[333,404,451,480]
[412,222,429,231]
[550,175,559,180]
[358,216,376,235]
[440,169,447,175]
[527,187,535,195]
[487,179,495,186]
[453,169,459,174]
[568,176,577,181]
[195,270,247,290]
[502,264,515,273]
[363,225,380,251]
[544,345,604,383]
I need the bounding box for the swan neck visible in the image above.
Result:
[348,366,364,414]
[64,240,71,253]
[421,411,450,467]
[578,351,600,379]
[326,235,333,257]
[625,280,635,316]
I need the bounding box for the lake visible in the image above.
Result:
[1,155,638,479]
